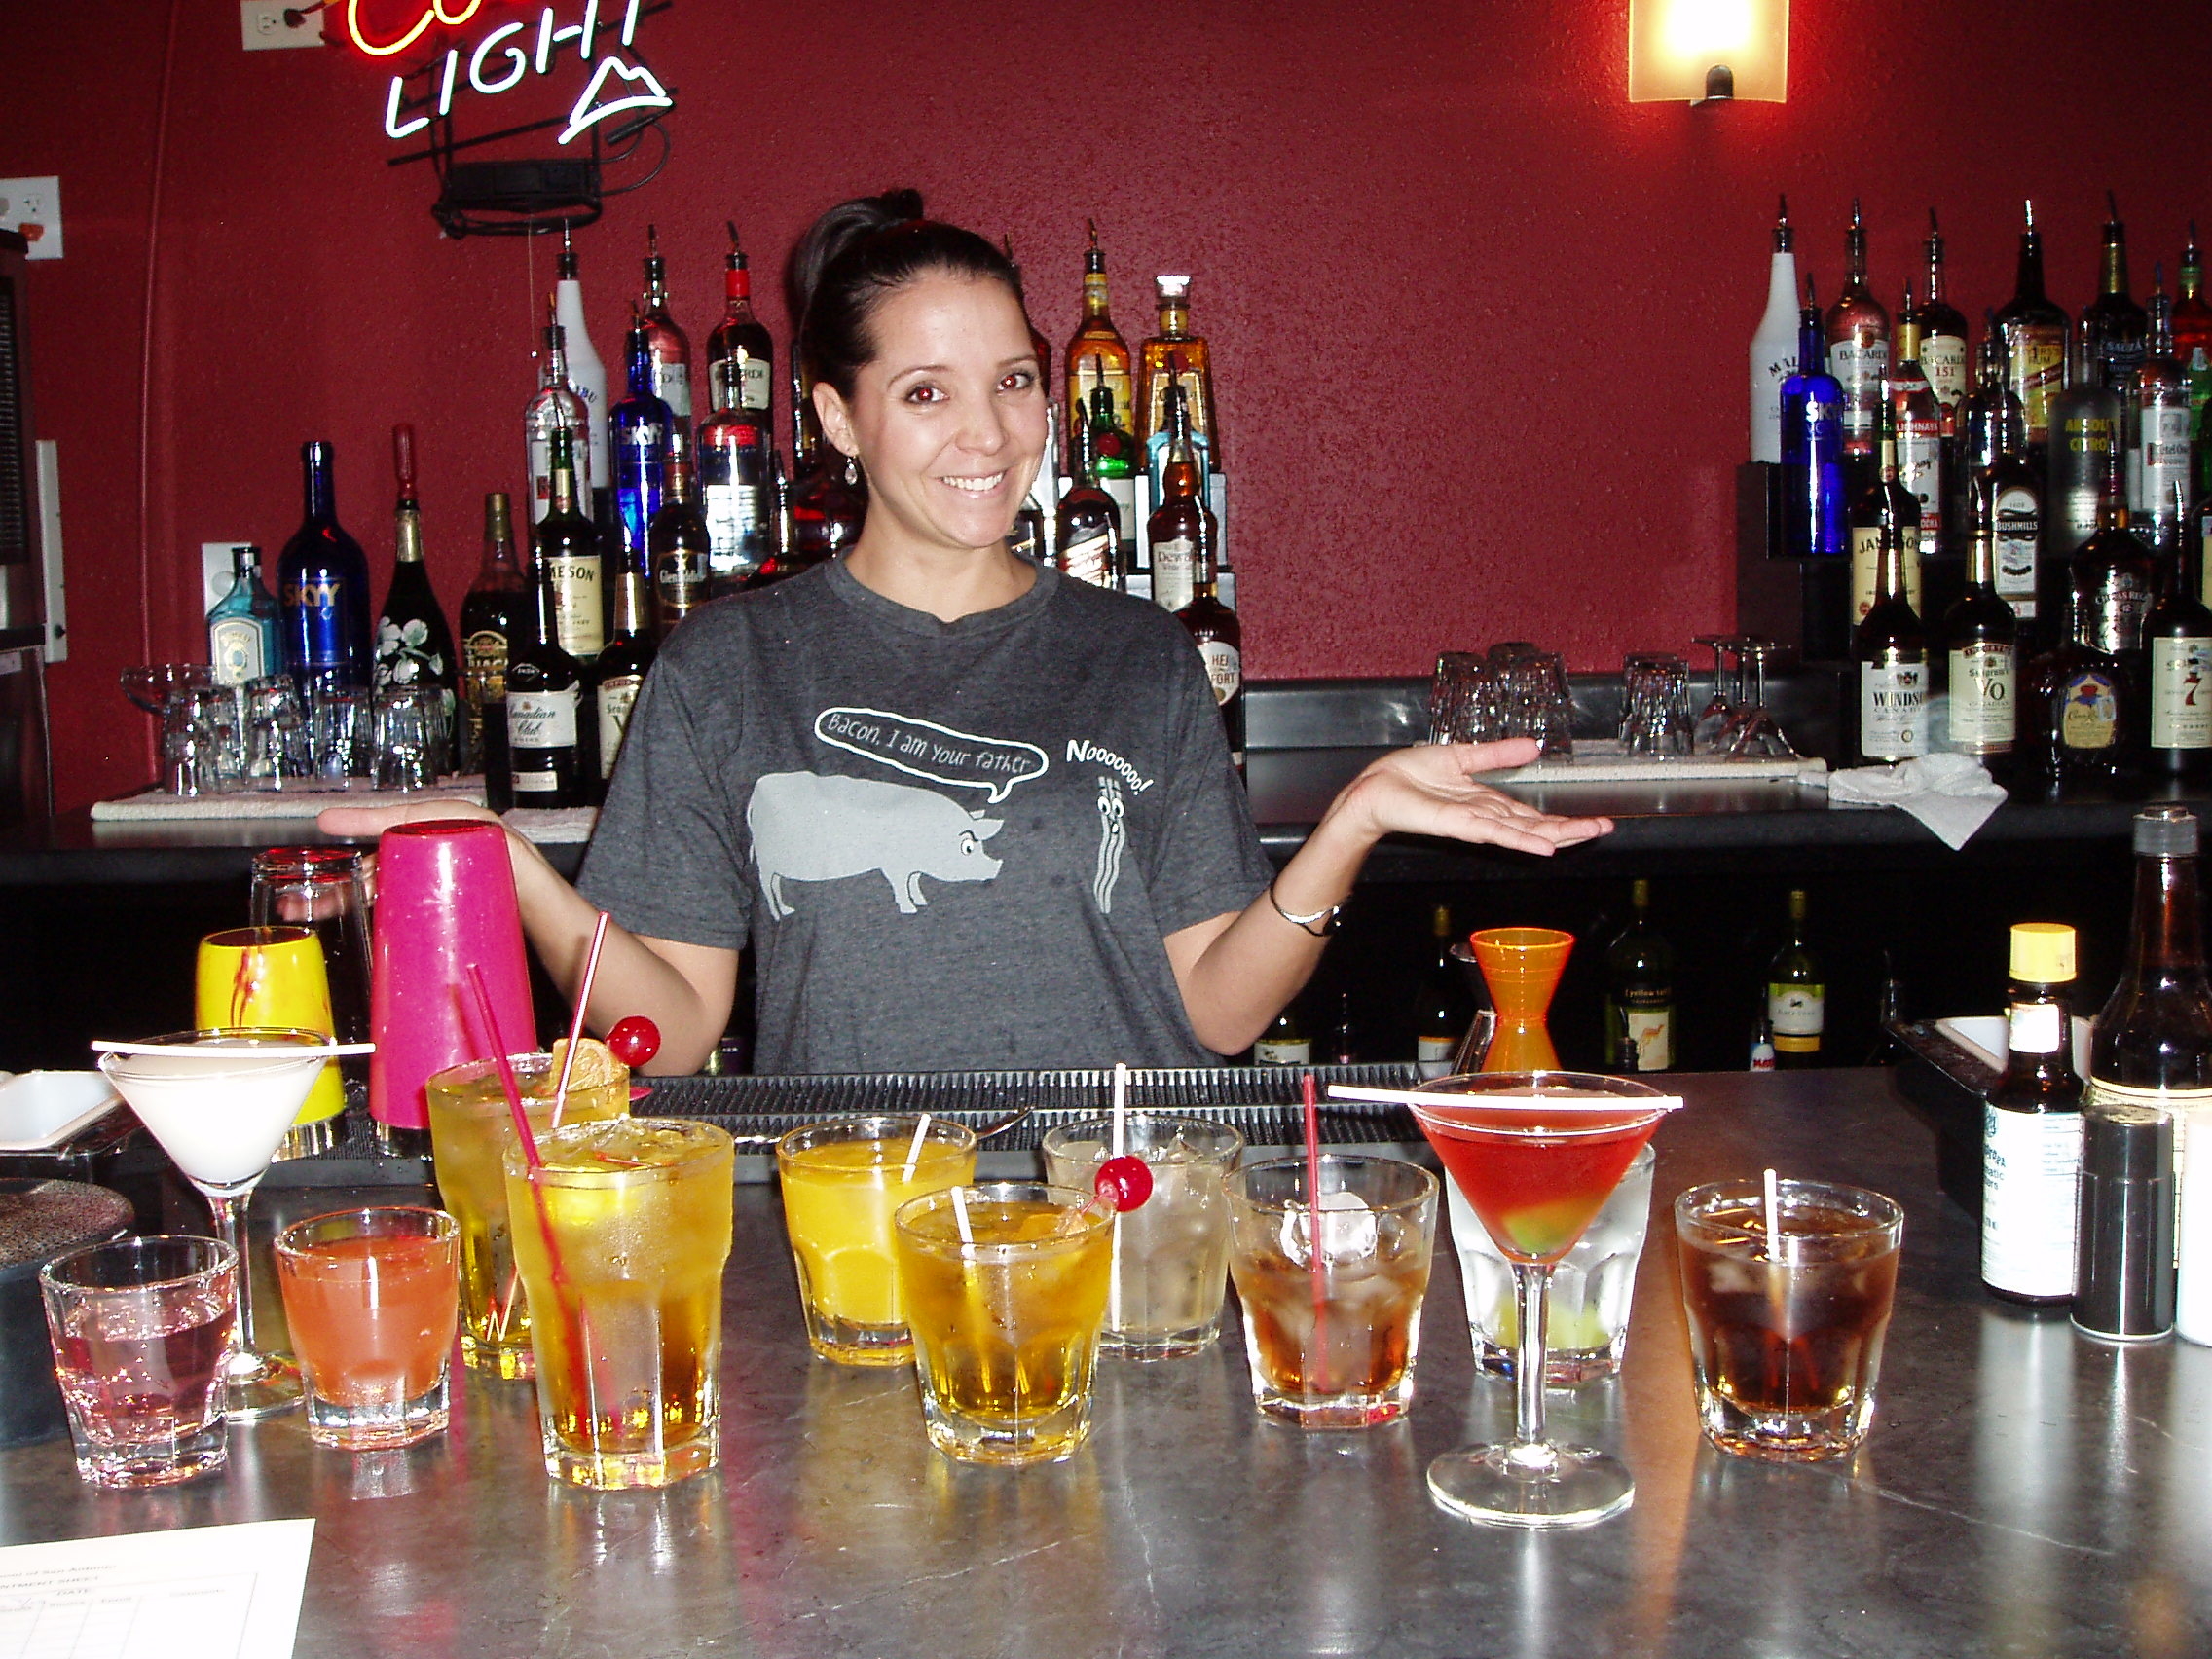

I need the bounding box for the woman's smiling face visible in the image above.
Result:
[815,272,1049,558]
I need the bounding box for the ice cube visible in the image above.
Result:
[1279,1191,1379,1267]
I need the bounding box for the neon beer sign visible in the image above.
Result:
[366,0,673,147]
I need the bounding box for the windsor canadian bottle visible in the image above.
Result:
[1981,922,2084,1305]
[1855,495,1929,764]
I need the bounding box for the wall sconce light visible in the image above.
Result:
[1628,0,1788,103]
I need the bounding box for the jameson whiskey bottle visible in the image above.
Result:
[1412,905,1475,1078]
[1995,201,2071,462]
[1604,879,1676,1073]
[1944,478,2017,766]
[1766,889,1825,1069]
[1825,200,1891,473]
[1981,923,2084,1305]
[1851,399,1922,626]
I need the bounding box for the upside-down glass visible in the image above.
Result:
[1042,1113,1244,1358]
[893,1182,1115,1465]
[310,685,369,781]
[1675,1177,1903,1462]
[506,1118,734,1489]
[1726,639,1797,759]
[425,1051,631,1379]
[251,846,374,1152]
[194,927,346,1158]
[1426,652,1498,744]
[39,1235,237,1489]
[243,674,312,786]
[1226,1154,1438,1427]
[373,684,436,790]
[275,1206,459,1451]
[1409,1072,1670,1528]
[775,1115,978,1366]
[1692,636,1740,754]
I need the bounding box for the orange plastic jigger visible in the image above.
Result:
[1470,928,1574,1072]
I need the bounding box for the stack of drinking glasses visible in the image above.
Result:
[120,667,447,795]
[1426,644,1573,756]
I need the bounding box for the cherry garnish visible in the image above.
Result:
[608,1015,661,1069]
[1094,1155,1154,1212]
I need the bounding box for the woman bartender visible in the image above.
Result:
[327,191,1611,1074]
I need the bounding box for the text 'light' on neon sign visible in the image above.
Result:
[380,0,671,147]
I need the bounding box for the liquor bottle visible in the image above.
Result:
[2134,276,2193,553]
[1063,222,1132,468]
[2045,332,2122,570]
[1054,409,1122,590]
[1748,196,1799,464]
[1919,210,1972,430]
[608,313,671,642]
[636,225,691,427]
[278,440,374,693]
[2072,452,2157,748]
[1855,467,1929,764]
[1748,1012,1777,1072]
[1994,201,2071,463]
[1779,277,1847,560]
[1173,498,1242,766]
[2176,226,2212,367]
[650,446,716,633]
[1137,275,1219,486]
[1892,290,1944,563]
[1325,987,1359,1066]
[534,427,605,664]
[1005,239,1061,572]
[2019,584,2125,788]
[706,221,773,429]
[2081,193,2149,409]
[1148,384,1211,613]
[1603,878,1675,1074]
[506,435,593,808]
[1972,326,2047,639]
[1412,905,1475,1078]
[1944,479,2017,766]
[2145,483,2212,781]
[1255,1003,1311,1066]
[459,491,526,788]
[2089,805,2212,1109]
[372,424,459,767]
[1981,922,2084,1305]
[205,545,279,688]
[1087,364,1140,578]
[769,357,866,585]
[695,346,775,591]
[553,224,610,498]
[1765,889,1825,1069]
[524,308,590,524]
[1850,397,1922,627]
[1825,200,1891,472]
[594,566,656,788]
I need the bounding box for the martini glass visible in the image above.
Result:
[1408,1070,1671,1528]
[97,1028,338,1419]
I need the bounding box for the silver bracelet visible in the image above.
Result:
[1268,880,1341,937]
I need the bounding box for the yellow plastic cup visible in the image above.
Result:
[196,927,343,1127]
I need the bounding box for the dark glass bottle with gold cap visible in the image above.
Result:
[1982,922,2084,1305]
[1995,201,2070,463]
[1173,479,1241,769]
[1943,477,2017,769]
[460,490,527,786]
[1854,424,1930,765]
[1850,397,1922,629]
[2088,807,2212,1117]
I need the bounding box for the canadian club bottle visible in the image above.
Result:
[1147,382,1209,613]
[372,424,459,770]
[1063,222,1133,468]
[460,492,526,791]
[706,221,773,429]
[637,225,692,426]
[1981,923,2084,1304]
[1054,409,1122,590]
[279,440,374,694]
[1851,399,1921,627]
[1825,200,1891,475]
[1765,889,1825,1068]
[506,432,593,808]
[2145,483,2212,781]
[1854,446,1930,765]
[650,448,715,633]
[1604,878,1676,1074]
[1919,210,1972,433]
[1943,479,2017,766]
[1995,201,2071,464]
[1412,905,1475,1078]
[2045,332,2122,571]
[1891,292,1943,562]
[1173,495,1241,766]
[1779,277,1846,560]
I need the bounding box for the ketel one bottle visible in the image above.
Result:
[1854,453,1929,765]
[1942,478,2017,766]
[1981,923,2085,1305]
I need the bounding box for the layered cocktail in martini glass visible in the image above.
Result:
[1407,1070,1673,1529]
[96,1028,351,1419]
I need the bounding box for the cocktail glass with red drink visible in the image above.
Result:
[1409,1070,1673,1528]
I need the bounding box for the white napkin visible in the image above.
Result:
[1818,753,2008,850]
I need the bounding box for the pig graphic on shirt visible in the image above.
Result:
[748,771,1005,919]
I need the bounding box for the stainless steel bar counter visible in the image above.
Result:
[3,1070,2208,1657]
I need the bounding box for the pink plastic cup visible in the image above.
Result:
[370,821,535,1135]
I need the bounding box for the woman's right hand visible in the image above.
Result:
[315,799,501,841]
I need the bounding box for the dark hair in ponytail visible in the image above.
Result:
[790,189,1028,398]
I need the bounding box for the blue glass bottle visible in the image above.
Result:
[1781,282,1848,559]
[609,318,673,600]
[278,441,374,691]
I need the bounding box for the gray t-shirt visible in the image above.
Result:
[577,560,1272,1073]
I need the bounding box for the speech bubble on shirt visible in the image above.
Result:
[814,708,1051,804]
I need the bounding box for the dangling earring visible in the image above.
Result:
[844,455,860,486]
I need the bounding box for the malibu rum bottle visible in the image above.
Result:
[1981,923,2084,1305]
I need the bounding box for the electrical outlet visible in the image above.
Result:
[0,177,60,260]
[203,542,254,614]
[240,0,323,50]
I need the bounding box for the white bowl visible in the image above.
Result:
[0,1071,122,1152]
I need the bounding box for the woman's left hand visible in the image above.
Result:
[1320,738,1611,858]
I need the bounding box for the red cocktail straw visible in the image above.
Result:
[466,965,541,1172]
[550,911,610,1124]
[1303,1070,1329,1393]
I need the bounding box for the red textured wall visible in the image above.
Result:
[4,0,2208,810]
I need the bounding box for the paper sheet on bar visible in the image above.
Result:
[0,1518,313,1659]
